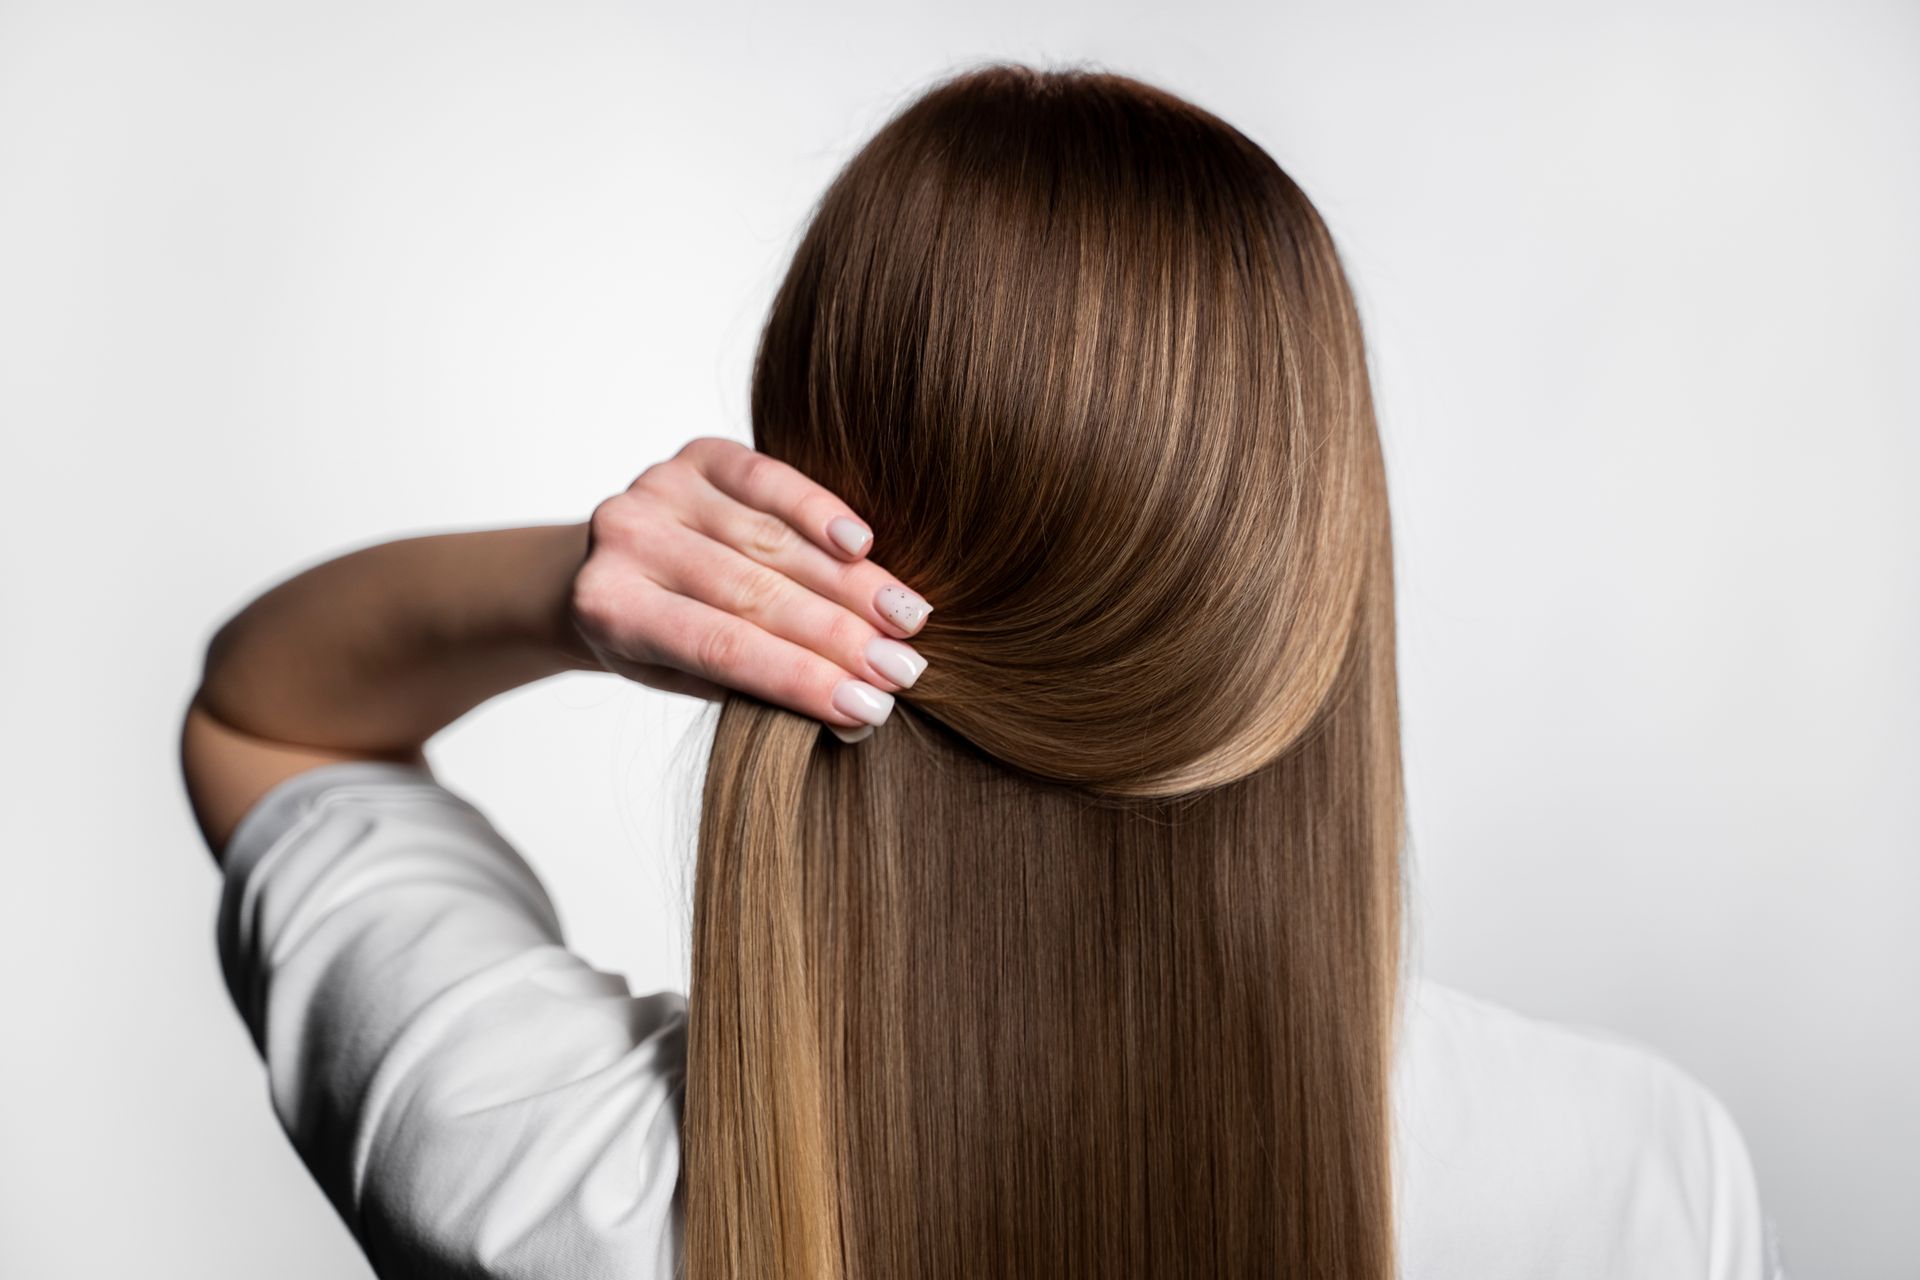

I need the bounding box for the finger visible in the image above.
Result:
[688,485,935,641]
[627,666,729,703]
[633,585,897,730]
[684,436,875,561]
[649,521,927,692]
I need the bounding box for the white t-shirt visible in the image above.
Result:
[217,761,1786,1279]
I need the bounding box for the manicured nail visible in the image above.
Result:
[875,584,932,634]
[828,723,873,744]
[832,678,895,726]
[827,517,873,557]
[864,636,927,688]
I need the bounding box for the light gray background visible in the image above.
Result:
[2,1,1914,1276]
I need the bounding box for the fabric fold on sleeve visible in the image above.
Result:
[215,761,687,1280]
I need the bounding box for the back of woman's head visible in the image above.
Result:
[689,63,1405,1279]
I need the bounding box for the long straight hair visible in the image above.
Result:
[687,64,1404,1279]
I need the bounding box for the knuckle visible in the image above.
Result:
[696,621,745,675]
[738,452,776,498]
[824,610,867,659]
[727,561,783,617]
[780,651,824,703]
[795,493,833,534]
[570,566,624,639]
[680,436,737,471]
[631,459,679,497]
[589,494,634,543]
[744,511,795,557]
[833,557,877,598]
[568,574,607,632]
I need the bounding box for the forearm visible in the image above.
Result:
[193,522,598,756]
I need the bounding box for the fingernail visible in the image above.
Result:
[864,636,927,688]
[875,584,932,634]
[827,517,873,557]
[828,723,873,744]
[832,678,895,726]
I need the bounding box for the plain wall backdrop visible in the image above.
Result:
[2,1,1914,1276]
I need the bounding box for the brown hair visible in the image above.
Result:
[687,63,1404,1278]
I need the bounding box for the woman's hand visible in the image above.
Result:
[181,441,923,850]
[569,437,932,742]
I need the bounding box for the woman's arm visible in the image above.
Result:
[182,437,933,857]
[181,522,597,853]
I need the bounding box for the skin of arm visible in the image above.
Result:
[181,437,932,861]
[181,522,598,855]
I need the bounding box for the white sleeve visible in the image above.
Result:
[1561,1013,1785,1280]
[217,760,686,1280]
[1683,1075,1789,1280]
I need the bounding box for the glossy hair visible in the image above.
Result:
[687,63,1405,1278]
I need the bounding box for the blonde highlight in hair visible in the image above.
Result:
[687,63,1405,1278]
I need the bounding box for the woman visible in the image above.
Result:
[181,64,1779,1279]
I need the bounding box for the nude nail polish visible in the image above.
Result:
[865,636,927,688]
[832,679,895,726]
[828,723,874,744]
[875,584,932,634]
[827,517,873,557]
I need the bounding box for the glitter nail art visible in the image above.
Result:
[876,584,933,633]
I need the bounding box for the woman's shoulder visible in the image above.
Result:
[1392,975,1780,1279]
